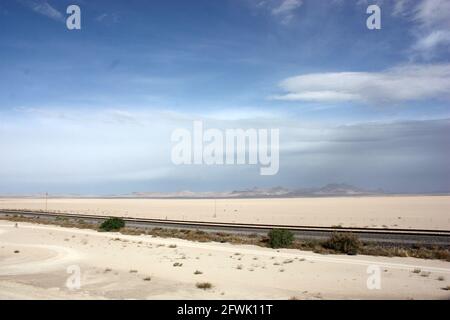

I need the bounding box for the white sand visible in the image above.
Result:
[1,196,449,230]
[1,221,449,299]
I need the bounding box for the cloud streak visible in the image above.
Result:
[252,0,303,25]
[272,64,450,104]
[271,0,302,24]
[17,0,64,22]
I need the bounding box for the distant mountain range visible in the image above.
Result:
[130,183,385,199]
[4,184,449,199]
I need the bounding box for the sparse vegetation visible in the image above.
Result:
[1,213,449,261]
[143,277,151,281]
[413,268,421,274]
[359,244,450,261]
[99,217,125,232]
[323,233,361,255]
[168,244,177,248]
[194,270,203,275]
[268,229,294,249]
[196,282,212,290]
[173,262,183,267]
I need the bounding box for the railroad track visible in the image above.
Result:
[1,210,449,246]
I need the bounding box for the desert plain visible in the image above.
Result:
[0,195,449,229]
[1,221,450,299]
[0,195,449,299]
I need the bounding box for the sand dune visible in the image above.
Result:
[1,196,449,230]
[1,221,450,299]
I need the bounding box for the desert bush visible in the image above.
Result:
[323,232,361,255]
[268,229,294,248]
[196,282,212,290]
[100,217,125,231]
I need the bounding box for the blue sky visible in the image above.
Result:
[0,0,449,194]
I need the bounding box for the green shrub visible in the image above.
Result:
[268,229,294,248]
[323,232,361,255]
[100,217,125,231]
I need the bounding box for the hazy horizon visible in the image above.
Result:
[1,183,449,197]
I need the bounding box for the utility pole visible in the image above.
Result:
[214,198,217,218]
[45,192,48,212]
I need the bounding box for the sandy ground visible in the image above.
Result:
[1,196,449,230]
[1,221,450,299]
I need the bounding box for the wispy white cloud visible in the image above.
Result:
[357,0,449,59]
[17,0,64,22]
[412,30,450,55]
[412,0,450,58]
[95,12,120,24]
[392,0,410,16]
[95,13,108,22]
[252,0,302,25]
[389,0,450,59]
[271,0,302,24]
[272,64,450,104]
[412,0,450,29]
